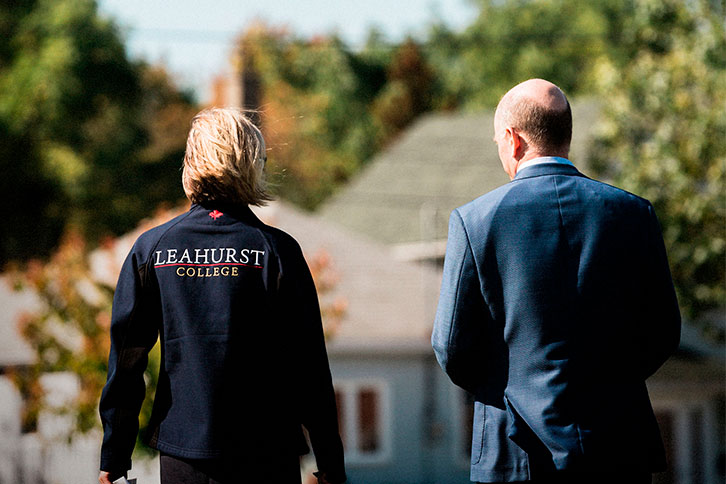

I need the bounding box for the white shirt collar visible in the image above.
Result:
[516,156,574,174]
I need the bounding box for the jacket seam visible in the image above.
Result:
[144,209,195,280]
[115,212,191,361]
[551,175,588,458]
[446,210,474,353]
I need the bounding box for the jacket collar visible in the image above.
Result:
[192,202,264,225]
[512,161,586,181]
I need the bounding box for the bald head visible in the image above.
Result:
[495,79,572,157]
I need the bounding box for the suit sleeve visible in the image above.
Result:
[99,247,160,476]
[638,203,681,378]
[432,209,491,396]
[279,240,346,484]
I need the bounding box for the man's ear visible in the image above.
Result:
[505,127,521,159]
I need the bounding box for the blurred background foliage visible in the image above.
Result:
[240,27,435,208]
[0,0,197,265]
[589,0,725,330]
[2,0,724,439]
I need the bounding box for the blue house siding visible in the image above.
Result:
[430,369,472,483]
[328,345,472,484]
[328,345,726,484]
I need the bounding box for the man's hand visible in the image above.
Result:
[99,471,114,484]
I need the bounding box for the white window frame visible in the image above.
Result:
[334,378,392,465]
[652,398,721,484]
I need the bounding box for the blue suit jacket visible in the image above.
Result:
[432,162,680,482]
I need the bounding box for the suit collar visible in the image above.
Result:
[517,156,573,171]
[512,161,585,181]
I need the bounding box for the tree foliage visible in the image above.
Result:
[424,0,628,110]
[0,0,196,266]
[589,0,725,335]
[240,26,375,208]
[8,229,159,446]
[235,26,435,209]
[372,39,434,138]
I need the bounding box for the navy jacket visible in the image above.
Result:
[432,162,680,482]
[99,203,346,482]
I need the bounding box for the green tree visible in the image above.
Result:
[237,25,384,208]
[425,0,627,110]
[8,229,162,449]
[372,38,435,141]
[235,26,439,209]
[0,0,195,265]
[589,0,725,338]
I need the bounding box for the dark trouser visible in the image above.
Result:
[160,453,302,484]
[483,471,652,484]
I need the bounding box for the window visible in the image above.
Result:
[334,379,391,464]
[649,401,720,484]
[654,409,675,484]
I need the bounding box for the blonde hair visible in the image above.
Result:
[182,108,273,206]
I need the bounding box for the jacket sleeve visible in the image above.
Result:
[432,209,491,397]
[99,246,160,476]
[279,240,346,484]
[638,203,681,378]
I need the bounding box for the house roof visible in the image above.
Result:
[319,99,602,250]
[251,203,442,348]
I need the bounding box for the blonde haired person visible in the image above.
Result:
[99,108,346,484]
[182,108,272,206]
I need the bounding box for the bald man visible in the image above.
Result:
[432,79,680,484]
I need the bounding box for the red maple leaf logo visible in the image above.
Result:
[209,210,223,220]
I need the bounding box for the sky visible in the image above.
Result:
[97,0,477,102]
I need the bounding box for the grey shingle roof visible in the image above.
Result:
[319,100,601,247]
[252,202,442,345]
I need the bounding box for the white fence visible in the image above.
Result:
[0,375,158,484]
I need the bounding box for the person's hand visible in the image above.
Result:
[314,471,345,484]
[99,471,114,484]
